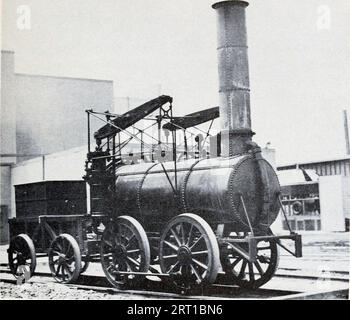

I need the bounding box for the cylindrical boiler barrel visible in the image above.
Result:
[113,156,280,232]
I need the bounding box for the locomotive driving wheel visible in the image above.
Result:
[159,213,220,292]
[8,234,36,279]
[100,216,151,289]
[48,234,82,284]
[221,232,279,289]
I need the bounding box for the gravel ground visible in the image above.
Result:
[0,282,150,300]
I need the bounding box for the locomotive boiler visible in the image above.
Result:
[113,151,281,234]
[8,0,302,293]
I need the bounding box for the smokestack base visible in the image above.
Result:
[220,129,255,157]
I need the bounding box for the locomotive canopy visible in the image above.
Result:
[8,0,302,293]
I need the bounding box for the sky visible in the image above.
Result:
[1,0,350,165]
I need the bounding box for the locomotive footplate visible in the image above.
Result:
[219,233,302,263]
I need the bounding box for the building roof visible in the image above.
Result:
[277,169,319,186]
[277,155,350,169]
[15,72,113,84]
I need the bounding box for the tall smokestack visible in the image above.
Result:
[344,109,350,155]
[212,0,253,156]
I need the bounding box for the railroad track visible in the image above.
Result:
[0,266,348,300]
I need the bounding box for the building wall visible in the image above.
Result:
[0,50,114,244]
[15,74,114,159]
[0,166,11,244]
[319,175,345,232]
[278,158,350,232]
[1,51,16,164]
[261,147,276,170]
[1,51,16,243]
[342,176,350,219]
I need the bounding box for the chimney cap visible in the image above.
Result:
[212,0,249,9]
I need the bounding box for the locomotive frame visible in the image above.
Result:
[7,95,302,293]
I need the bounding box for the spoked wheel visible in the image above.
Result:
[221,233,279,289]
[8,234,36,280]
[159,213,220,292]
[48,234,82,284]
[100,216,151,289]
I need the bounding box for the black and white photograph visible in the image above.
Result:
[0,0,349,307]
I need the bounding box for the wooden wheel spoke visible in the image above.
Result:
[66,256,75,264]
[126,249,140,255]
[164,240,179,252]
[56,264,62,276]
[192,258,208,270]
[62,239,67,254]
[162,254,178,260]
[125,261,133,272]
[189,235,204,250]
[116,226,122,245]
[186,224,194,246]
[190,264,202,282]
[125,234,136,249]
[127,256,140,267]
[120,224,125,239]
[61,266,67,280]
[254,261,264,276]
[180,223,185,245]
[167,261,180,274]
[191,250,208,256]
[238,261,247,279]
[65,242,72,255]
[248,263,255,282]
[63,264,73,276]
[170,228,182,247]
[230,257,242,269]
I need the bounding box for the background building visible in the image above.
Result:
[275,156,350,232]
[0,50,114,244]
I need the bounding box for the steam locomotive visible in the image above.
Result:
[8,0,302,293]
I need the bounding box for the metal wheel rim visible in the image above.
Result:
[8,234,36,278]
[100,216,150,289]
[48,234,82,284]
[159,213,220,289]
